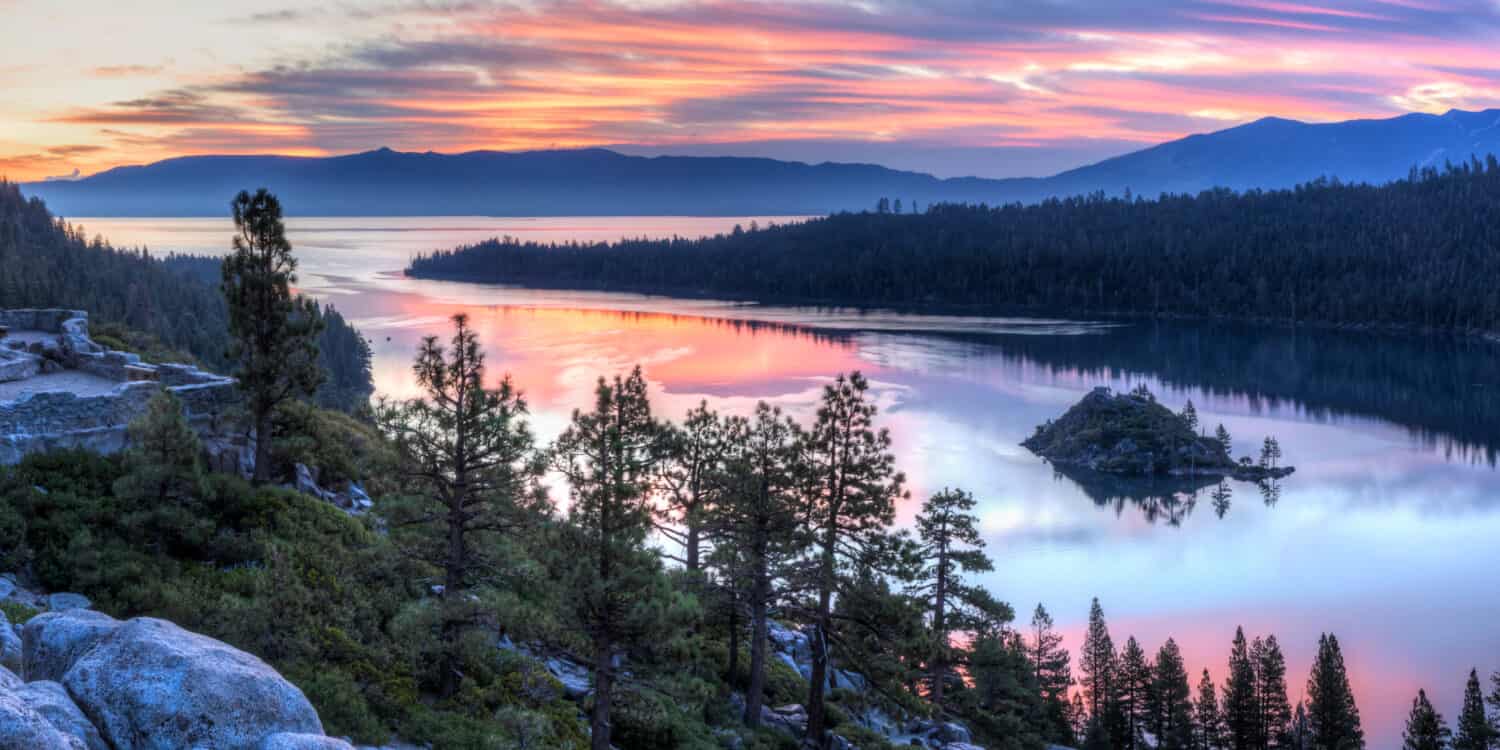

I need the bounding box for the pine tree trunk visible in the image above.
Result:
[745,548,770,727]
[685,520,700,573]
[931,551,948,708]
[252,408,274,484]
[591,638,614,750]
[804,527,836,749]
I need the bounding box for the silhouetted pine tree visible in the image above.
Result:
[1224,627,1262,750]
[1454,669,1496,750]
[1119,636,1153,750]
[1402,689,1452,750]
[1030,604,1076,743]
[1197,669,1228,750]
[1080,599,1119,730]
[1255,634,1293,749]
[1306,633,1364,750]
[1150,638,1195,750]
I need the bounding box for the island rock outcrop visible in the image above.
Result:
[1023,387,1293,480]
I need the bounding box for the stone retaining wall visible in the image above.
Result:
[0,310,240,466]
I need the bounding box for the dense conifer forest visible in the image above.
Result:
[410,158,1500,335]
[0,182,373,411]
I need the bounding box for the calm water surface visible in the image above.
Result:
[80,216,1500,747]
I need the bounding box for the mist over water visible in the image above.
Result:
[84,216,1500,747]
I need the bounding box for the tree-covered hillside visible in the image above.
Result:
[410,157,1500,335]
[0,182,373,412]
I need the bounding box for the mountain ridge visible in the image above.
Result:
[19,107,1500,217]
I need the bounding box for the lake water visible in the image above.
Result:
[78,216,1500,746]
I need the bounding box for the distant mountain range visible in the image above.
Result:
[21,108,1500,217]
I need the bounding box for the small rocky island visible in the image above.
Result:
[1023,386,1294,481]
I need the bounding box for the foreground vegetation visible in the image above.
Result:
[411,158,1500,336]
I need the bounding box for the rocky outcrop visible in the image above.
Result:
[0,604,350,750]
[1023,387,1294,480]
[0,611,21,675]
[12,681,107,750]
[259,732,357,749]
[63,616,326,750]
[22,610,121,682]
[0,689,86,749]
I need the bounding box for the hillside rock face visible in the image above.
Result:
[0,609,353,750]
[1023,387,1293,480]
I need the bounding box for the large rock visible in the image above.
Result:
[47,593,91,612]
[22,609,121,682]
[259,732,356,749]
[62,617,324,750]
[0,690,86,749]
[0,610,21,675]
[0,665,20,691]
[13,680,108,750]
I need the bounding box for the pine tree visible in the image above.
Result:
[221,188,323,483]
[1071,691,1090,745]
[1197,669,1228,750]
[1487,671,1500,744]
[1119,636,1153,750]
[1182,400,1200,433]
[657,401,731,573]
[1216,424,1233,454]
[914,487,1007,708]
[1290,702,1311,750]
[551,367,677,750]
[1454,669,1495,750]
[378,314,547,698]
[1306,633,1364,750]
[1255,634,1293,749]
[1402,689,1452,750]
[797,371,906,748]
[1151,638,1195,750]
[1080,598,1117,722]
[1030,603,1076,743]
[1259,437,1282,470]
[714,402,804,727]
[1224,628,1263,750]
[112,390,211,555]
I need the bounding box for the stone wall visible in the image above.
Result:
[0,310,240,466]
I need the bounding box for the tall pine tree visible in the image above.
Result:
[914,487,1007,708]
[1197,669,1228,750]
[551,367,678,750]
[220,188,323,483]
[1306,633,1364,750]
[1224,627,1263,750]
[379,314,547,698]
[798,372,905,748]
[1119,636,1153,750]
[715,403,804,727]
[1454,669,1495,750]
[1255,634,1293,749]
[1150,638,1195,750]
[1030,603,1076,744]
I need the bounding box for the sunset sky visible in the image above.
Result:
[4,0,1500,181]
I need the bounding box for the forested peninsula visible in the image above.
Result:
[409,159,1500,336]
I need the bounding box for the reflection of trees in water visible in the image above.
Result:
[1051,464,1283,526]
[928,320,1500,466]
